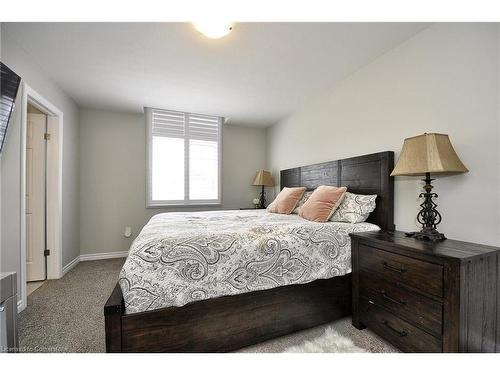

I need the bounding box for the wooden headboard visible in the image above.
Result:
[280,151,395,231]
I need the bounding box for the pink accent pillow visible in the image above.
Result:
[267,187,307,214]
[298,186,347,222]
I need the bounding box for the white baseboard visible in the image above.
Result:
[80,251,129,261]
[60,251,128,277]
[18,299,26,313]
[62,256,80,275]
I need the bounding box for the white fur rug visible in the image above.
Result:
[284,328,366,353]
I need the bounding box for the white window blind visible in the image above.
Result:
[146,107,222,207]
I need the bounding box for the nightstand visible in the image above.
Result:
[350,231,500,353]
[239,207,258,210]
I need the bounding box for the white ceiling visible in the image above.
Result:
[3,23,429,127]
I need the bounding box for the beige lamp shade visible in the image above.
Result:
[253,170,275,186]
[391,133,469,176]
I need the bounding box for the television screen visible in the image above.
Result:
[1,62,21,153]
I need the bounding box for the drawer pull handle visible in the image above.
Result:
[382,320,408,337]
[382,261,407,273]
[380,290,406,306]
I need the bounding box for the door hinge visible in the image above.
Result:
[44,133,51,140]
[44,249,50,256]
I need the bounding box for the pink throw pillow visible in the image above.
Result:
[267,187,307,214]
[298,186,347,222]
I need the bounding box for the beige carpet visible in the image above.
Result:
[18,259,124,353]
[18,258,397,353]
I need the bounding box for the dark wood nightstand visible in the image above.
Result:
[239,207,258,210]
[350,230,500,353]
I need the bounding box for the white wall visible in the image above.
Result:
[79,109,267,254]
[0,28,81,294]
[267,23,500,246]
[2,23,498,292]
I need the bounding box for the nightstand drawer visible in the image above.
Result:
[359,271,442,337]
[359,298,442,353]
[358,244,443,297]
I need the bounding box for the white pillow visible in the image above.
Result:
[329,192,377,224]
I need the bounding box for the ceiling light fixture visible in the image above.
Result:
[193,21,233,39]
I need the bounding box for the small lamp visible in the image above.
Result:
[252,170,275,209]
[391,133,468,241]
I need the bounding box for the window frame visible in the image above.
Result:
[145,107,223,208]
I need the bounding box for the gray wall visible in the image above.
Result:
[267,23,500,246]
[79,109,267,254]
[0,28,81,288]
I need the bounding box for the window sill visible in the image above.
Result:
[146,203,222,209]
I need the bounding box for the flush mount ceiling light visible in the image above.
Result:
[193,21,233,39]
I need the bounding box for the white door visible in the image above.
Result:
[26,112,46,281]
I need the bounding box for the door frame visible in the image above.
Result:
[19,83,63,311]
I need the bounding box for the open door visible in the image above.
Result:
[26,111,46,282]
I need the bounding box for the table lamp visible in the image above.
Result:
[391,133,468,241]
[252,170,275,209]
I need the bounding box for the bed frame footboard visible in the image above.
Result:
[104,275,352,352]
[104,283,124,352]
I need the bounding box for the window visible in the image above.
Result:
[146,107,222,207]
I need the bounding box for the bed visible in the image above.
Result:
[120,210,381,314]
[104,151,394,352]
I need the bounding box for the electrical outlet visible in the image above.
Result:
[124,226,132,238]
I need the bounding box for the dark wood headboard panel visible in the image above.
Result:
[280,151,394,231]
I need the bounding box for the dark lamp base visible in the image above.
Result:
[405,229,446,242]
[408,172,447,242]
[258,185,266,209]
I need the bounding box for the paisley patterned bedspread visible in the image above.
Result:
[119,210,379,314]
